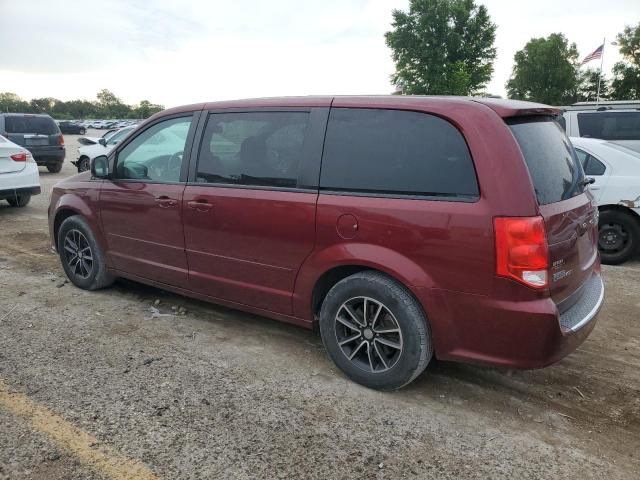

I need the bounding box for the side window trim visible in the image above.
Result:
[112,111,201,183]
[187,107,327,190]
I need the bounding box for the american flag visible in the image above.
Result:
[581,44,604,65]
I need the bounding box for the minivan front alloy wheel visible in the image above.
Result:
[63,229,94,279]
[58,216,114,290]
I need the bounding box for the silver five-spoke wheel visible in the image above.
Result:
[63,229,94,279]
[335,296,403,373]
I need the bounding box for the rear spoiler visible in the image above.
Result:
[472,98,561,118]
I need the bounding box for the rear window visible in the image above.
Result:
[5,116,59,135]
[320,108,479,199]
[577,112,640,140]
[508,116,584,205]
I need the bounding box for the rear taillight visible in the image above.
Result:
[494,216,549,289]
[10,152,27,162]
[59,135,65,145]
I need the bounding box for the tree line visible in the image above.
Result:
[386,0,640,104]
[0,89,164,119]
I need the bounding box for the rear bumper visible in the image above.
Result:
[0,185,41,200]
[27,146,65,164]
[418,271,604,369]
[0,162,41,199]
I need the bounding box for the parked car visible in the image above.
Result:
[0,113,65,173]
[77,128,120,146]
[58,121,87,135]
[0,134,41,207]
[48,96,604,390]
[571,136,640,264]
[73,126,136,172]
[562,102,640,154]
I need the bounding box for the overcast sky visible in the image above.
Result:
[0,0,637,107]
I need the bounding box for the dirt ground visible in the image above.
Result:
[1,131,639,479]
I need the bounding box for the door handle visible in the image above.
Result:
[187,200,212,212]
[155,195,178,208]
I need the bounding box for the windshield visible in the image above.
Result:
[5,116,58,135]
[508,116,585,205]
[107,127,133,145]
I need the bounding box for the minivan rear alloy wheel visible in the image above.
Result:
[58,216,114,290]
[598,210,640,265]
[334,297,404,373]
[319,271,432,390]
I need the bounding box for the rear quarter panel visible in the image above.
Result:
[293,99,543,323]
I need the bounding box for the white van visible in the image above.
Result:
[562,102,640,154]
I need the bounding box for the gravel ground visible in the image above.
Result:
[0,131,639,479]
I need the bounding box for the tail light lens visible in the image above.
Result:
[59,135,65,145]
[10,152,27,162]
[494,216,549,289]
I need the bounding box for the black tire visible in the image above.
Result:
[319,271,432,390]
[598,210,640,265]
[47,162,63,173]
[57,216,114,290]
[79,128,86,135]
[77,156,90,172]
[7,194,31,207]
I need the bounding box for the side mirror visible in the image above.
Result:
[98,138,107,147]
[91,155,110,178]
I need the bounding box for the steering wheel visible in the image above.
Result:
[168,151,183,173]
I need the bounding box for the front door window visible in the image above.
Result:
[116,117,191,183]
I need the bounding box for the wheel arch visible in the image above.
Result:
[295,243,435,322]
[51,193,106,254]
[598,203,640,221]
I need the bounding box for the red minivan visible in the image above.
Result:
[48,96,604,390]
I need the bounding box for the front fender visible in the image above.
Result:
[293,242,435,319]
[50,184,107,262]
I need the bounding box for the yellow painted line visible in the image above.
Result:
[0,380,159,480]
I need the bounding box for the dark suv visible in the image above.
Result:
[48,96,604,390]
[58,121,87,135]
[0,113,65,172]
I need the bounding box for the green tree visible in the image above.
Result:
[0,92,30,113]
[577,69,609,102]
[385,0,497,95]
[507,33,580,105]
[134,100,164,119]
[96,89,129,118]
[610,23,640,100]
[29,97,58,114]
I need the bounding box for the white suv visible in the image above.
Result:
[0,135,41,207]
[571,136,640,264]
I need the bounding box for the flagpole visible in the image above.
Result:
[596,37,605,105]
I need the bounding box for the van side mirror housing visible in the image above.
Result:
[91,155,110,179]
[98,138,107,147]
